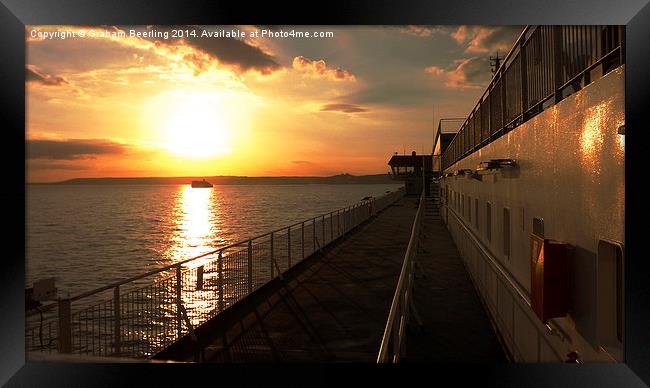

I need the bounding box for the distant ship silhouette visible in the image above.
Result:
[191,179,213,188]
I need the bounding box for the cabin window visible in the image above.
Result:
[533,217,544,238]
[474,198,479,230]
[486,202,492,241]
[597,240,624,358]
[503,208,511,259]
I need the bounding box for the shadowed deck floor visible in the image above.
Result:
[195,196,421,362]
[157,195,506,363]
[405,215,507,362]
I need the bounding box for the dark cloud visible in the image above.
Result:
[458,57,491,84]
[183,35,280,74]
[119,26,280,75]
[424,57,491,90]
[480,26,523,49]
[320,103,368,113]
[464,26,523,54]
[27,139,127,160]
[26,65,68,86]
[28,160,88,171]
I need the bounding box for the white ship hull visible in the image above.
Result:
[440,66,625,362]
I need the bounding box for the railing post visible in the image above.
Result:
[346,207,350,231]
[218,251,224,311]
[301,222,305,259]
[330,213,333,241]
[270,232,274,279]
[501,69,507,129]
[520,38,528,119]
[247,240,253,293]
[399,286,409,359]
[196,266,204,291]
[57,298,72,354]
[176,264,182,339]
[350,206,353,228]
[553,26,564,104]
[313,218,316,252]
[322,215,326,245]
[337,210,341,236]
[393,301,400,362]
[113,286,121,355]
[287,227,292,268]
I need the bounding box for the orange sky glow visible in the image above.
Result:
[26,25,522,182]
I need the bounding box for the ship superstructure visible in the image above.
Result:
[433,25,625,362]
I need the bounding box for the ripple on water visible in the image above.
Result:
[26,183,402,298]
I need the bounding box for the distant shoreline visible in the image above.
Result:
[28,173,398,186]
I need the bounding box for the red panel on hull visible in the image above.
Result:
[530,235,569,323]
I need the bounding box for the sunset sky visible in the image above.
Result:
[26,25,522,182]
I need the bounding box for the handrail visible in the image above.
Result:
[441,26,530,158]
[443,202,572,357]
[377,189,425,363]
[441,25,625,170]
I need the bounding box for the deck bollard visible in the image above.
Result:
[57,298,72,353]
[113,286,121,355]
[287,227,292,268]
[196,266,204,290]
[247,240,253,293]
[218,251,224,311]
[176,264,182,339]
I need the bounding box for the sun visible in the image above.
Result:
[162,92,231,158]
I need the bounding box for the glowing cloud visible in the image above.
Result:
[292,56,356,81]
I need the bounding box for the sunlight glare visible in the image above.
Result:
[163,92,232,158]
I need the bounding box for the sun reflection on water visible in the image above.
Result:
[167,185,224,266]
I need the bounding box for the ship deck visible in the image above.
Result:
[154,195,506,362]
[405,216,507,362]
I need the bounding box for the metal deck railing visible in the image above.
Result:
[377,188,424,362]
[26,188,405,359]
[442,25,625,170]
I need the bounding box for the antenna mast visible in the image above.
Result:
[490,51,503,76]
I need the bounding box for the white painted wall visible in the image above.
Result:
[440,66,625,363]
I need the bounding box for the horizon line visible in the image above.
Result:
[27,172,393,185]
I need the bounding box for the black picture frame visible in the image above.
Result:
[1,0,648,386]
